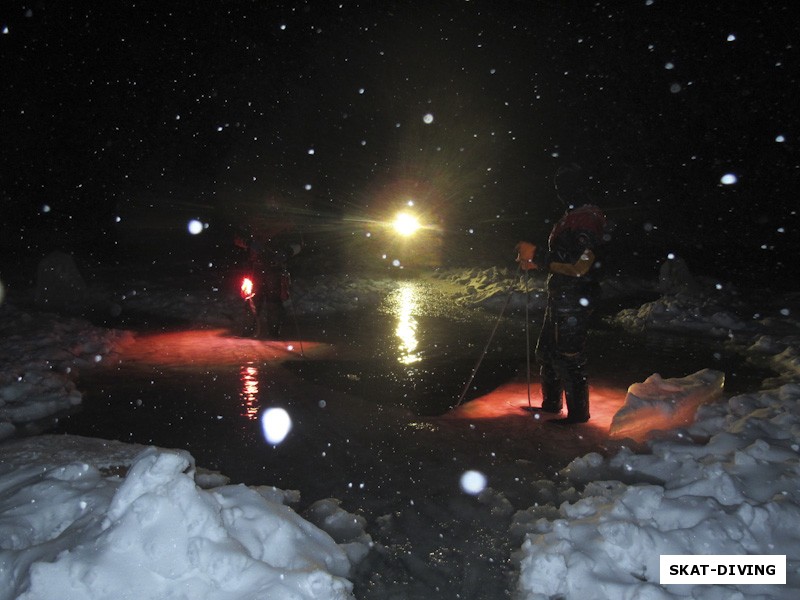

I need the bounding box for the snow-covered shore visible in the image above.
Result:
[1,264,800,599]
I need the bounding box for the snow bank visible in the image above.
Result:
[614,289,750,338]
[513,375,800,599]
[115,272,401,326]
[0,301,130,441]
[430,266,547,312]
[1,443,364,600]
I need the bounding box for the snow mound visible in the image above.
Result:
[609,368,725,441]
[514,373,800,600]
[614,290,750,338]
[2,446,361,600]
[0,302,130,440]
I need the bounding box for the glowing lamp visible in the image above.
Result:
[393,212,420,236]
[240,277,255,300]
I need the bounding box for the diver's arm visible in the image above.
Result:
[548,249,596,277]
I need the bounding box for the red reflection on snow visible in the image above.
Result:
[116,328,328,368]
[607,395,716,442]
[445,379,627,432]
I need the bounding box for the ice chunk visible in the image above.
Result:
[609,369,725,441]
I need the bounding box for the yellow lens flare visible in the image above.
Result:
[392,212,421,236]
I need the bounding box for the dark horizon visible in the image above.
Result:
[2,1,798,289]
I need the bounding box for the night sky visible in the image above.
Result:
[2,1,798,287]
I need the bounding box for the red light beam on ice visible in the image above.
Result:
[444,379,628,433]
[114,329,330,368]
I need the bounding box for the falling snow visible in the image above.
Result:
[1,0,799,597]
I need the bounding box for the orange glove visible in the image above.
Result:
[515,241,538,270]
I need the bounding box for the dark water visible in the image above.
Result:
[48,280,773,493]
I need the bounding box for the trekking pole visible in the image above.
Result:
[524,269,532,408]
[456,279,516,406]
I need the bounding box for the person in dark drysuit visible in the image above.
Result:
[234,202,302,338]
[517,166,607,424]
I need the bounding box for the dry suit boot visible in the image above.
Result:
[549,377,589,424]
[539,375,563,414]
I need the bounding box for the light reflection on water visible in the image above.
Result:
[239,362,260,420]
[388,282,422,365]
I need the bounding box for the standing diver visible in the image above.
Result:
[234,199,302,338]
[517,165,607,424]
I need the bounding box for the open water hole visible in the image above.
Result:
[49,280,774,505]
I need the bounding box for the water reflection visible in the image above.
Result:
[389,282,422,365]
[239,362,260,420]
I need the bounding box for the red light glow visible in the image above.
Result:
[114,329,329,369]
[240,277,254,300]
[444,379,628,433]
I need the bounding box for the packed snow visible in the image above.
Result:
[1,259,800,599]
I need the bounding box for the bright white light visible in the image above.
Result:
[423,113,434,124]
[720,173,738,185]
[776,135,785,143]
[304,184,312,191]
[41,204,51,213]
[393,212,420,236]
[727,33,736,42]
[187,219,204,235]
[392,259,401,267]
[460,470,487,495]
[667,252,676,260]
[261,408,292,445]
[307,148,315,155]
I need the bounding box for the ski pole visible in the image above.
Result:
[524,269,532,409]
